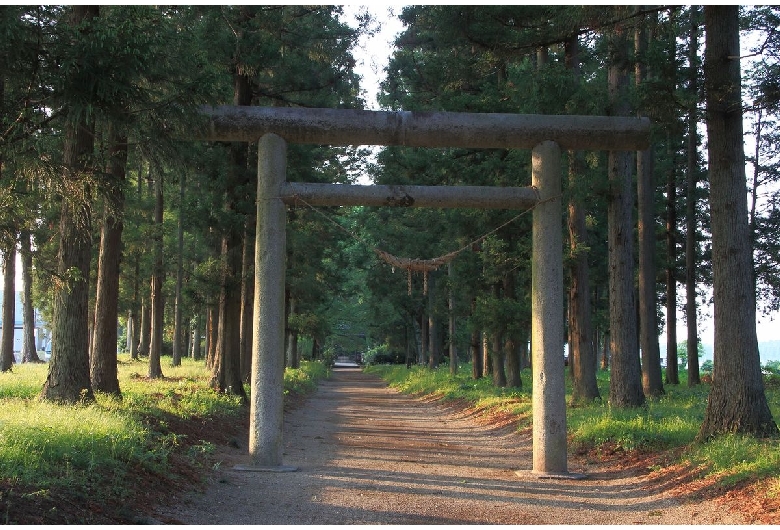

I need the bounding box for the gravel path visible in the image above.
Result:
[155,368,744,525]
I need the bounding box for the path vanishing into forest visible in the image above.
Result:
[154,368,745,525]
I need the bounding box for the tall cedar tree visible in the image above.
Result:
[0,243,15,372]
[41,6,99,403]
[635,14,664,397]
[607,22,645,408]
[698,6,777,438]
[90,125,126,395]
[20,230,41,363]
[685,7,702,387]
[565,36,600,403]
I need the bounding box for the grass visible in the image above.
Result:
[366,362,780,489]
[0,356,329,522]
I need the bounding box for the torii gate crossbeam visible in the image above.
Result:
[202,107,650,478]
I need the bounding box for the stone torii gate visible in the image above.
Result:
[202,106,650,477]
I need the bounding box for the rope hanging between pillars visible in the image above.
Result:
[289,193,557,296]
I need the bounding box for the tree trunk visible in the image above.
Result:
[41,5,99,403]
[448,262,457,375]
[607,26,645,408]
[20,230,40,363]
[665,137,680,384]
[137,301,150,357]
[491,332,506,388]
[635,19,664,398]
[470,298,482,379]
[90,127,126,395]
[172,171,185,367]
[698,6,777,439]
[206,302,218,369]
[503,274,521,388]
[482,332,491,376]
[0,243,16,372]
[686,7,702,387]
[147,168,164,379]
[564,35,599,403]
[427,274,439,369]
[239,217,254,381]
[192,312,203,360]
[129,256,140,360]
[285,295,299,369]
[419,309,428,365]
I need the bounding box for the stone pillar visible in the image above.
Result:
[239,133,296,472]
[530,141,571,477]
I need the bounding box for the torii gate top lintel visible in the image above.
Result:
[202,105,650,152]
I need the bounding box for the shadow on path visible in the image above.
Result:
[153,368,744,525]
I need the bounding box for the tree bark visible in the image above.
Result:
[137,301,150,357]
[665,137,680,384]
[564,35,599,403]
[470,298,482,379]
[212,59,252,399]
[239,217,254,381]
[172,170,185,367]
[20,230,40,363]
[192,312,203,360]
[635,19,664,398]
[427,274,440,369]
[607,26,645,408]
[685,7,702,387]
[0,243,16,372]
[419,308,428,365]
[503,273,521,388]
[285,295,299,369]
[40,5,98,403]
[90,127,126,395]
[698,6,777,438]
[448,262,457,376]
[147,168,164,379]
[490,283,506,387]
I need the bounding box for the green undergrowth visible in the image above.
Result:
[367,363,780,489]
[0,356,328,520]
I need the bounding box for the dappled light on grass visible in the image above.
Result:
[0,398,145,486]
[0,355,329,513]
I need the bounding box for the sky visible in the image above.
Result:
[344,5,780,347]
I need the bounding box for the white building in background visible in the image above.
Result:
[0,290,50,358]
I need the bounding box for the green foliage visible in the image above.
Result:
[362,343,404,365]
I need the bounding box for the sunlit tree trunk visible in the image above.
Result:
[685,7,701,387]
[607,25,645,408]
[664,138,679,384]
[172,171,185,367]
[147,168,164,379]
[0,243,16,372]
[635,18,664,398]
[470,298,482,379]
[698,6,777,438]
[90,127,126,395]
[239,217,254,381]
[20,230,40,363]
[41,6,98,403]
[137,301,150,357]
